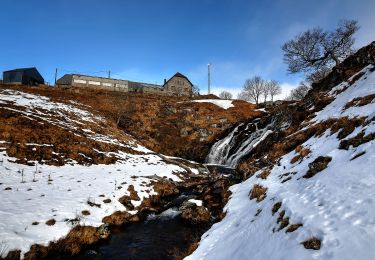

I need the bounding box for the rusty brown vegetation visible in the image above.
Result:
[0,84,260,163]
[249,184,268,202]
[344,94,375,110]
[301,237,321,250]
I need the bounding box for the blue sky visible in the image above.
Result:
[1,0,374,97]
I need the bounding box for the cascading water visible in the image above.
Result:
[206,118,273,168]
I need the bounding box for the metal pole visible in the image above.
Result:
[108,70,111,79]
[208,63,211,94]
[54,68,58,86]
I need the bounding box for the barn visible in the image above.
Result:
[3,67,45,85]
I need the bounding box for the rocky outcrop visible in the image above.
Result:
[180,201,211,225]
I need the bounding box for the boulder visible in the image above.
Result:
[180,200,211,225]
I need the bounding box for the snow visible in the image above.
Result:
[0,89,197,258]
[188,199,203,207]
[0,150,190,258]
[192,99,234,109]
[314,65,375,122]
[187,66,375,260]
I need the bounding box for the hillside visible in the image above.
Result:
[0,85,260,162]
[0,84,259,259]
[187,42,375,259]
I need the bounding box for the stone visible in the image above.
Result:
[180,200,211,225]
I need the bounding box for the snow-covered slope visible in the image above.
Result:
[0,89,196,257]
[187,65,375,260]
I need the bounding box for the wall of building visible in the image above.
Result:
[163,76,192,96]
[57,74,129,92]
[56,73,193,96]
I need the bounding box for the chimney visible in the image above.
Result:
[164,79,167,84]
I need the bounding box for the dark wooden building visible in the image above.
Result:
[3,67,44,85]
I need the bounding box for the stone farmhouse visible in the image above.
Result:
[56,72,193,96]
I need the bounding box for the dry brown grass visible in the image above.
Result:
[249,184,267,202]
[45,219,56,226]
[81,210,90,216]
[272,202,282,215]
[0,84,261,162]
[256,170,271,179]
[303,156,332,179]
[127,185,140,201]
[340,131,375,150]
[344,94,375,109]
[286,223,303,233]
[301,237,321,250]
[102,211,131,226]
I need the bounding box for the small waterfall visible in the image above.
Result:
[206,118,273,168]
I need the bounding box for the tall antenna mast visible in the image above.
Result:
[208,63,211,94]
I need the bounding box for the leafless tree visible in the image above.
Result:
[288,83,310,101]
[192,85,200,96]
[238,76,265,105]
[267,80,282,104]
[219,91,233,99]
[282,19,359,74]
[262,83,270,105]
[306,66,332,83]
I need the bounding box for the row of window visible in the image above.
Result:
[73,79,127,88]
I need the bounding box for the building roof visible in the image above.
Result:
[3,67,39,73]
[163,72,193,87]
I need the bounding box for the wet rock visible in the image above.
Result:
[180,201,211,225]
[303,156,332,178]
[98,224,110,239]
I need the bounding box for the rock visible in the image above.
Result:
[198,128,209,137]
[303,156,332,178]
[180,201,211,225]
[97,224,110,239]
[302,237,321,250]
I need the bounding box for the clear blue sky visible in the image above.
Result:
[1,0,374,97]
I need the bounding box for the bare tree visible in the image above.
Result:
[267,80,282,104]
[288,83,310,101]
[238,76,265,105]
[219,91,233,99]
[306,67,331,83]
[192,85,200,96]
[282,19,359,74]
[262,82,270,105]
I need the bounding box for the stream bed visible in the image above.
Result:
[73,165,239,260]
[75,209,206,260]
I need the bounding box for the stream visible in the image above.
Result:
[71,117,272,259]
[73,165,239,260]
[75,209,206,260]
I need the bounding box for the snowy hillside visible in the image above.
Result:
[0,89,197,257]
[187,65,375,259]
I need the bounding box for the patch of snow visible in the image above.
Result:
[0,150,190,257]
[188,199,203,207]
[192,99,234,109]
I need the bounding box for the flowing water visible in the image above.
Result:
[72,119,270,259]
[75,208,206,260]
[206,118,274,167]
